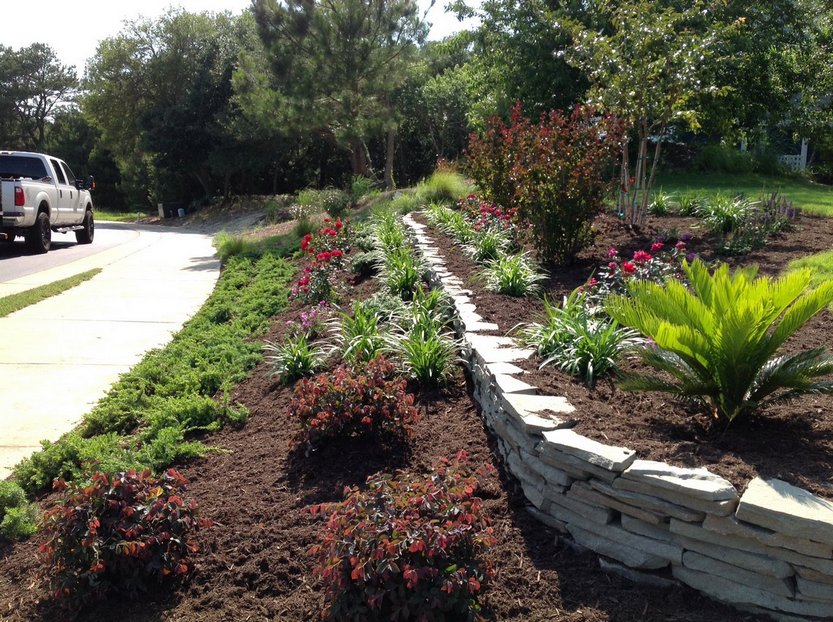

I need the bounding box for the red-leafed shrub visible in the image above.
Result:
[290,356,419,446]
[309,452,497,621]
[39,469,211,603]
[467,102,624,265]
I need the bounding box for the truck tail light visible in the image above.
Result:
[14,186,24,206]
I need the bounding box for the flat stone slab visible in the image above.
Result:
[590,479,705,522]
[703,515,832,559]
[493,373,537,395]
[613,477,737,516]
[485,362,525,376]
[681,551,794,597]
[502,393,575,433]
[622,460,738,502]
[673,565,833,619]
[673,533,794,579]
[567,523,674,570]
[542,428,636,472]
[737,478,833,547]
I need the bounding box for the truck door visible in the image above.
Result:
[49,158,73,225]
[59,161,83,218]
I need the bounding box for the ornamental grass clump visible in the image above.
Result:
[481,252,546,297]
[330,301,387,364]
[39,469,210,604]
[519,291,642,387]
[388,300,458,387]
[263,333,326,383]
[308,452,496,622]
[606,260,833,424]
[290,357,419,446]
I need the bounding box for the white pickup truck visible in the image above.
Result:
[0,151,95,254]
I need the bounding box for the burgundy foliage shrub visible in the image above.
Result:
[39,469,210,603]
[467,102,624,265]
[309,452,497,621]
[290,356,419,446]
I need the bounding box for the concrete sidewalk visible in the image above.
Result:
[0,224,220,479]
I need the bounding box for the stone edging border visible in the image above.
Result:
[405,213,833,621]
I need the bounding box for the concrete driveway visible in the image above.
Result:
[0,223,220,479]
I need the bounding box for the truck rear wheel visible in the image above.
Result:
[26,212,51,254]
[75,209,94,244]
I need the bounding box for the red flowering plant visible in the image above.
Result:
[39,469,211,604]
[581,239,694,310]
[294,218,351,302]
[308,452,496,622]
[290,356,419,447]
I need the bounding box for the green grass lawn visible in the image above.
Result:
[95,208,153,222]
[655,172,833,217]
[0,269,101,318]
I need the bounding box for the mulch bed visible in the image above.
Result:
[0,240,771,621]
[413,211,833,499]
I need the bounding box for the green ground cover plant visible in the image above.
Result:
[606,260,833,424]
[787,250,833,290]
[0,481,37,539]
[308,452,496,621]
[13,253,294,495]
[0,269,101,318]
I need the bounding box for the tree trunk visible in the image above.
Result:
[384,127,396,190]
[350,138,370,177]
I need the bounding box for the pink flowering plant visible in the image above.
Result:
[293,218,351,303]
[582,240,694,310]
[286,301,331,339]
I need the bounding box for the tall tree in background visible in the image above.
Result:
[564,0,730,226]
[251,0,427,188]
[0,44,77,150]
[84,10,258,206]
[449,0,589,124]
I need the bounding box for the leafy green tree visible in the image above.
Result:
[449,0,589,124]
[0,43,77,150]
[251,0,427,188]
[564,1,729,226]
[607,261,833,425]
[84,10,257,205]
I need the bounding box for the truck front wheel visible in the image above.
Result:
[26,212,51,254]
[75,209,94,244]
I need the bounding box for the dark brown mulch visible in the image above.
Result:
[417,211,833,500]
[0,253,768,622]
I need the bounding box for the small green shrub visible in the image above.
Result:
[40,469,211,603]
[0,481,36,539]
[321,188,352,217]
[290,357,419,446]
[351,176,376,202]
[607,260,833,424]
[481,253,546,297]
[308,452,496,621]
[373,212,409,253]
[676,193,702,216]
[349,251,378,279]
[519,291,641,387]
[264,333,326,383]
[389,192,420,214]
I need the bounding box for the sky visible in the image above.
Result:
[1,0,478,76]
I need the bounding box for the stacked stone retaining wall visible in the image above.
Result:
[404,213,833,621]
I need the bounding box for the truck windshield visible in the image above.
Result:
[0,155,49,180]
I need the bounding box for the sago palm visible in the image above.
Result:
[606,260,833,423]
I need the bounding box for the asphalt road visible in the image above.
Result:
[0,222,139,282]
